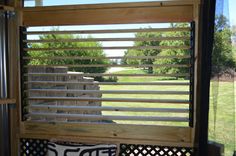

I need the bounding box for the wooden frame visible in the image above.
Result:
[21,122,193,147]
[21,2,193,26]
[14,0,202,149]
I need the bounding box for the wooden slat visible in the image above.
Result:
[25,28,191,35]
[23,46,190,51]
[21,122,193,146]
[0,98,16,105]
[25,64,191,68]
[24,81,190,86]
[24,36,190,43]
[27,97,189,104]
[22,1,195,12]
[22,5,193,26]
[23,55,191,60]
[25,73,190,77]
[29,105,189,113]
[25,89,190,95]
[27,112,189,122]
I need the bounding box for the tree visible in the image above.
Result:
[124,30,162,73]
[29,33,109,73]
[153,23,190,75]
[212,15,235,75]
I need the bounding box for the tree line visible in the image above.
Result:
[29,15,235,77]
[123,15,235,76]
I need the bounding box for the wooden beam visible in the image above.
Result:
[22,1,195,11]
[22,5,193,26]
[21,122,193,147]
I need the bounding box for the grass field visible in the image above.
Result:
[208,81,235,156]
[102,68,189,126]
[100,67,235,155]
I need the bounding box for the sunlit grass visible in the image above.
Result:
[101,67,235,155]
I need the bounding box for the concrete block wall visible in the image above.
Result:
[27,67,102,122]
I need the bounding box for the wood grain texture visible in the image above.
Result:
[22,5,193,26]
[22,1,195,12]
[21,122,193,147]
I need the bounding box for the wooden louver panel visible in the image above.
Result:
[20,23,194,127]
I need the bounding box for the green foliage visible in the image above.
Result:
[124,19,235,76]
[124,24,190,75]
[29,33,109,73]
[212,15,235,75]
[124,29,162,73]
[154,23,190,75]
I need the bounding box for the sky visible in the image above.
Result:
[229,0,236,25]
[25,0,236,56]
[25,0,236,26]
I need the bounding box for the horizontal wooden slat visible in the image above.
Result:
[23,5,193,26]
[24,36,190,43]
[23,46,190,51]
[22,1,195,12]
[25,81,190,86]
[25,89,190,95]
[27,97,189,104]
[23,55,191,60]
[25,28,191,35]
[25,73,190,77]
[27,112,189,122]
[0,98,16,105]
[21,122,193,146]
[29,105,189,113]
[25,64,191,68]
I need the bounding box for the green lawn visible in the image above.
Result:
[100,67,235,155]
[101,68,190,126]
[208,81,235,156]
